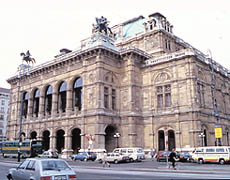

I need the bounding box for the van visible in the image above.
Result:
[112,147,145,162]
[192,146,230,165]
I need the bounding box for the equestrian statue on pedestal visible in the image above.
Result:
[93,16,113,36]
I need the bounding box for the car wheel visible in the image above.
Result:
[219,159,225,165]
[84,158,87,162]
[198,159,203,164]
[7,174,13,180]
[129,158,134,162]
[114,159,118,164]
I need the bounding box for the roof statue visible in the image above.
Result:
[93,16,113,36]
[20,50,36,65]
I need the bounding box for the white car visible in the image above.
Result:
[102,153,130,164]
[7,158,77,180]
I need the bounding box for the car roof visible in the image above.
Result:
[26,158,66,162]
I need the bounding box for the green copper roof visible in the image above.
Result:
[122,16,146,38]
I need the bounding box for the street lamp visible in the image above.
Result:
[17,51,34,162]
[113,133,120,148]
[198,133,205,147]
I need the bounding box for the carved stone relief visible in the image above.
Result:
[121,89,128,109]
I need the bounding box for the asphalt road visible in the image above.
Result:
[1,157,230,180]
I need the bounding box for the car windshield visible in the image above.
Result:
[42,160,71,171]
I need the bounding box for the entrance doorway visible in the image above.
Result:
[158,130,165,151]
[42,130,50,151]
[105,125,116,152]
[56,129,65,153]
[72,128,81,153]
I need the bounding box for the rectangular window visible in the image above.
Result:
[104,87,109,109]
[1,100,5,106]
[157,85,171,108]
[197,82,205,107]
[112,89,116,110]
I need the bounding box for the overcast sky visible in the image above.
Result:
[1,0,229,89]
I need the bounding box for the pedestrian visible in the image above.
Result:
[169,148,179,170]
[102,151,110,167]
[150,149,155,161]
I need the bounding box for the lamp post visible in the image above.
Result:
[207,49,222,146]
[113,133,120,148]
[198,133,205,147]
[17,50,34,162]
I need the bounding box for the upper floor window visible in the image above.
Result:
[112,89,116,110]
[58,81,67,113]
[104,87,109,109]
[45,85,52,115]
[157,85,171,108]
[22,92,29,118]
[1,100,5,106]
[73,77,82,111]
[197,82,205,107]
[33,89,40,117]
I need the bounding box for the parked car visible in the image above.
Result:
[6,158,77,180]
[71,152,97,161]
[38,150,58,158]
[177,152,192,162]
[100,153,130,164]
[156,151,170,162]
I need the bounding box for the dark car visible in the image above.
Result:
[71,152,97,161]
[177,152,192,162]
[7,158,77,180]
[156,151,170,162]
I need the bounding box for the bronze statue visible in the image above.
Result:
[20,50,36,65]
[94,16,113,35]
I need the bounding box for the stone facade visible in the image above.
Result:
[7,13,230,156]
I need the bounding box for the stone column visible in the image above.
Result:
[49,135,57,150]
[51,92,58,117]
[39,93,45,119]
[66,89,73,116]
[27,97,33,119]
[62,134,73,159]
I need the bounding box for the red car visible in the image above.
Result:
[156,151,170,162]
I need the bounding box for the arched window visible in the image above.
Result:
[33,89,40,117]
[45,85,52,115]
[58,81,67,113]
[73,78,82,111]
[22,92,29,118]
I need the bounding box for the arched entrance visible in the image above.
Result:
[56,129,65,153]
[72,128,81,153]
[168,130,175,151]
[42,130,50,151]
[158,130,165,151]
[30,131,37,139]
[105,125,116,152]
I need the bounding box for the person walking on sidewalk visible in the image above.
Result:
[169,148,179,170]
[102,151,110,167]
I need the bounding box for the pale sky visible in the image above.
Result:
[1,0,230,89]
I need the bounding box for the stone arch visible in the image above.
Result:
[57,81,67,113]
[168,129,175,151]
[56,129,65,153]
[201,124,208,146]
[42,130,50,151]
[44,85,53,115]
[71,128,81,153]
[104,125,117,152]
[32,88,40,117]
[152,70,172,84]
[197,69,206,82]
[30,131,37,139]
[72,77,83,111]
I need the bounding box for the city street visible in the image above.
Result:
[1,157,230,180]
